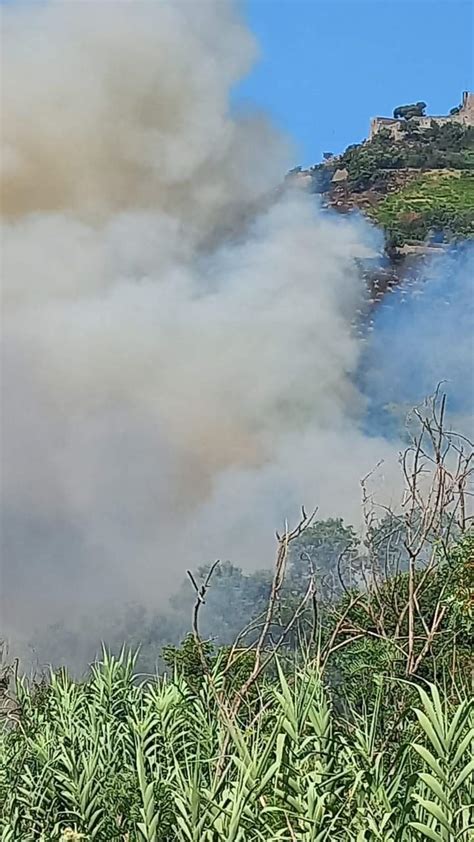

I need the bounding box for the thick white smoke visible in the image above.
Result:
[1,0,399,641]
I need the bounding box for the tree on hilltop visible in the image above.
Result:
[393,101,427,119]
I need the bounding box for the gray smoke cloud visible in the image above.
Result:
[1,0,400,643]
[361,245,474,435]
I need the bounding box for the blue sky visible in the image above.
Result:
[236,0,473,167]
[3,0,472,167]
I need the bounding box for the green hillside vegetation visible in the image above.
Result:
[337,122,474,191]
[370,170,474,245]
[310,118,474,245]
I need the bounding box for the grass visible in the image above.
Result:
[370,170,474,242]
[1,650,473,841]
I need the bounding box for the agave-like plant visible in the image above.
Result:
[409,682,473,842]
[1,650,472,841]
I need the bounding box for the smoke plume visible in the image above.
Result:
[1,0,402,646]
[361,245,474,435]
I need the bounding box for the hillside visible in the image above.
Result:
[370,169,473,246]
[288,96,474,258]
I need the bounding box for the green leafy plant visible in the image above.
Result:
[2,651,472,841]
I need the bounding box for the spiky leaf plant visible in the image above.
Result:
[1,651,472,841]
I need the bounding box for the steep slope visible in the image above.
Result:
[289,107,474,257]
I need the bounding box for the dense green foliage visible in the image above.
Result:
[370,171,474,244]
[337,122,474,192]
[1,649,472,841]
[325,532,474,708]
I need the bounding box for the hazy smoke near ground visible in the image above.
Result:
[1,0,403,647]
[360,245,474,436]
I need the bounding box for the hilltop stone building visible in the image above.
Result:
[369,91,474,140]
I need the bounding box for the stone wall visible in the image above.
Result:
[369,91,473,140]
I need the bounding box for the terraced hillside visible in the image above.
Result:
[369,169,474,246]
[290,113,474,252]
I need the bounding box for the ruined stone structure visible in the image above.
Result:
[369,91,474,140]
